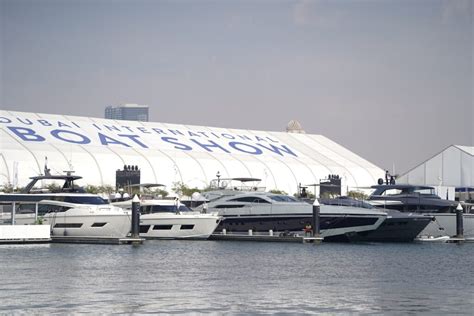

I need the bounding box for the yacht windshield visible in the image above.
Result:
[381,189,402,196]
[413,188,435,195]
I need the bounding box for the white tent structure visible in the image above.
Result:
[397,145,474,200]
[0,110,384,195]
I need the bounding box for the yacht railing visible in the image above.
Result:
[0,200,41,225]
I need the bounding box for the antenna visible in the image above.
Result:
[44,156,51,176]
[67,159,74,173]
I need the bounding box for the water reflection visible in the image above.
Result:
[0,241,472,314]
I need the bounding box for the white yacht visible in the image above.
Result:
[0,175,131,238]
[113,198,220,239]
[199,178,387,241]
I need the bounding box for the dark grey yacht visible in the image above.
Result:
[319,196,433,242]
[367,184,474,239]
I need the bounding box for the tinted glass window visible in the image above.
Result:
[269,195,298,202]
[140,225,151,233]
[63,196,107,205]
[38,204,70,215]
[153,225,173,230]
[414,188,435,195]
[178,205,192,212]
[215,204,245,209]
[149,205,177,213]
[230,197,270,203]
[382,189,402,196]
[145,204,192,213]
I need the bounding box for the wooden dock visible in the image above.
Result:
[0,225,51,244]
[446,237,474,244]
[0,238,51,244]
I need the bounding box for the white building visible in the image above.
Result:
[397,145,474,200]
[0,110,384,195]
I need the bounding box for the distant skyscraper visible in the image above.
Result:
[105,104,149,121]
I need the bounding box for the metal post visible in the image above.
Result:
[312,199,320,237]
[456,203,464,239]
[11,202,16,225]
[35,202,39,223]
[131,195,140,239]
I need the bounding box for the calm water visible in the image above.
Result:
[0,241,473,314]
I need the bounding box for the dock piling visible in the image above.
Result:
[11,202,16,225]
[456,203,464,239]
[131,194,140,239]
[312,199,320,237]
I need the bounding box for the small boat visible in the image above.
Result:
[414,235,450,243]
[112,184,221,239]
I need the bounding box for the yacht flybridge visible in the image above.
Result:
[0,174,131,238]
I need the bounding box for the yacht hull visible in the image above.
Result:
[1,210,132,238]
[216,212,385,240]
[43,211,131,238]
[349,214,433,242]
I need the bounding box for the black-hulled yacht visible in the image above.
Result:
[199,178,387,242]
[367,184,474,239]
[319,196,433,242]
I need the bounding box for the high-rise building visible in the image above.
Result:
[105,104,149,121]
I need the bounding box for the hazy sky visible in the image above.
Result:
[1,0,473,174]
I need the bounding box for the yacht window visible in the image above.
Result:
[91,222,107,227]
[18,204,36,214]
[140,225,151,233]
[215,204,245,209]
[38,204,71,214]
[153,225,173,230]
[146,204,193,213]
[150,205,178,213]
[54,223,83,228]
[381,189,402,196]
[141,206,152,214]
[229,197,270,203]
[180,225,194,230]
[178,205,192,212]
[269,195,299,202]
[63,196,108,205]
[413,188,435,195]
